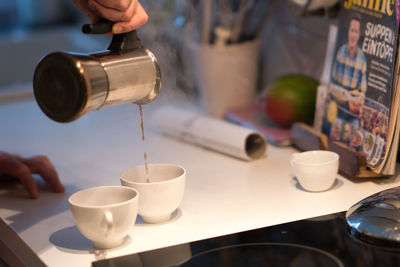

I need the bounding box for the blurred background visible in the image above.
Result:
[0,0,338,102]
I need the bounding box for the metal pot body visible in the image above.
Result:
[33,48,161,123]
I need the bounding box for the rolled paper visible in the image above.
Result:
[149,106,267,161]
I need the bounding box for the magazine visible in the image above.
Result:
[320,0,400,175]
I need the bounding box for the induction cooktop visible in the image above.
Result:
[93,212,400,267]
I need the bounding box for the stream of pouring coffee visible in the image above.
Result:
[139,104,150,182]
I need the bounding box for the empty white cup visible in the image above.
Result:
[69,186,139,249]
[120,164,186,224]
[290,150,339,192]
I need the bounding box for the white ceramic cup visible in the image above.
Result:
[290,150,339,192]
[120,164,186,224]
[69,186,139,249]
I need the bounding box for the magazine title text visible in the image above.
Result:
[344,0,395,16]
[362,22,396,62]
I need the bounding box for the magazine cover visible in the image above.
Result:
[321,0,399,172]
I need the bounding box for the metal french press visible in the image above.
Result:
[33,21,161,123]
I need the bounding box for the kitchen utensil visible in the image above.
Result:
[290,150,339,192]
[202,0,213,43]
[69,186,139,249]
[346,186,400,247]
[121,163,186,224]
[229,0,251,43]
[33,20,161,122]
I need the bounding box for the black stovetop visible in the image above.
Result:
[93,212,400,267]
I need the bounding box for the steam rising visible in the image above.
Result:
[139,1,200,107]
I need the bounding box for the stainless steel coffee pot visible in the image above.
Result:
[33,21,161,122]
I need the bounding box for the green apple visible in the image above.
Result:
[264,74,319,128]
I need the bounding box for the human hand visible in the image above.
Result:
[72,0,148,34]
[0,152,65,199]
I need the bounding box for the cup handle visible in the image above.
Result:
[290,153,299,168]
[103,211,113,238]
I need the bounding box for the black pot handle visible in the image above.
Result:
[82,20,141,52]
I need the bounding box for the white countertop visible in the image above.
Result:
[1,99,400,267]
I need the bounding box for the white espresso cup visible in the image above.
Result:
[69,186,139,249]
[120,164,186,224]
[290,150,339,192]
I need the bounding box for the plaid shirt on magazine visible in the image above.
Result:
[331,44,367,93]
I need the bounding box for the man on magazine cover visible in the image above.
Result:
[331,12,367,120]
[323,13,367,136]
